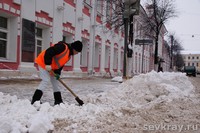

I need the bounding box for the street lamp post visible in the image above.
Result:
[122,0,140,78]
[123,17,129,77]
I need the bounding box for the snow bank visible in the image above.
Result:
[0,71,194,132]
[95,71,194,108]
[111,76,123,82]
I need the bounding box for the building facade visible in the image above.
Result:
[0,0,170,77]
[182,52,200,69]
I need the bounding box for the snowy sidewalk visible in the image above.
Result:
[0,76,121,105]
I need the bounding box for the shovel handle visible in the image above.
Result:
[57,78,77,98]
[50,70,77,97]
[58,78,84,106]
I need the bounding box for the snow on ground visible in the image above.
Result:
[0,71,199,133]
[111,76,123,83]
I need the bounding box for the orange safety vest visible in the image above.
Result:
[35,44,70,70]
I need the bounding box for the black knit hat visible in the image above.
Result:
[71,40,83,52]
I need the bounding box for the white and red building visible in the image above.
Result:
[0,0,170,77]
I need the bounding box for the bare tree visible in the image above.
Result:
[140,0,177,68]
[96,0,140,76]
[169,33,184,70]
[172,38,184,70]
[96,0,124,31]
[96,0,138,34]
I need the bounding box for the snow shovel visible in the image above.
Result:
[51,71,84,106]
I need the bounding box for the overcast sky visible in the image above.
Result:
[166,0,200,52]
[141,0,200,52]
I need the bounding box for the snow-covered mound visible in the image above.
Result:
[111,76,123,82]
[0,71,194,132]
[94,71,194,108]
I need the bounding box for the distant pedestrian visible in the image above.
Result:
[158,67,163,72]
[31,40,83,105]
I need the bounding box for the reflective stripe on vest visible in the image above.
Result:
[53,48,69,68]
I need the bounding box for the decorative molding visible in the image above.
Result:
[57,5,65,11]
[82,29,90,40]
[82,5,91,17]
[64,0,76,7]
[78,17,84,21]
[106,22,112,30]
[114,43,118,48]
[95,35,102,44]
[0,0,20,16]
[36,11,53,27]
[63,22,75,35]
[106,39,111,46]
[96,14,102,24]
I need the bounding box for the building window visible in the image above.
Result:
[113,49,118,69]
[36,27,43,57]
[0,16,8,58]
[97,0,103,14]
[94,43,100,68]
[188,56,190,59]
[22,19,35,62]
[197,63,199,67]
[197,56,199,59]
[36,27,42,38]
[192,63,194,66]
[192,56,194,59]
[106,1,112,21]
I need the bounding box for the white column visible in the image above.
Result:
[100,32,106,74]
[88,0,97,74]
[52,0,63,43]
[109,37,114,75]
[73,0,83,72]
[21,0,35,21]
[118,36,123,75]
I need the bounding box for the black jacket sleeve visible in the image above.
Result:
[44,42,66,65]
[53,67,63,75]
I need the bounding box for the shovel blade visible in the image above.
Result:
[75,97,84,106]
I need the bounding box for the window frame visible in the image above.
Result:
[35,27,43,57]
[0,16,8,59]
[97,0,103,14]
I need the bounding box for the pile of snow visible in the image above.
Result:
[98,71,194,109]
[0,71,194,132]
[111,76,123,82]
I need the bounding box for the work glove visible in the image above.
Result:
[54,73,60,80]
[45,65,52,71]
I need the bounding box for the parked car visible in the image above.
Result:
[183,66,196,77]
